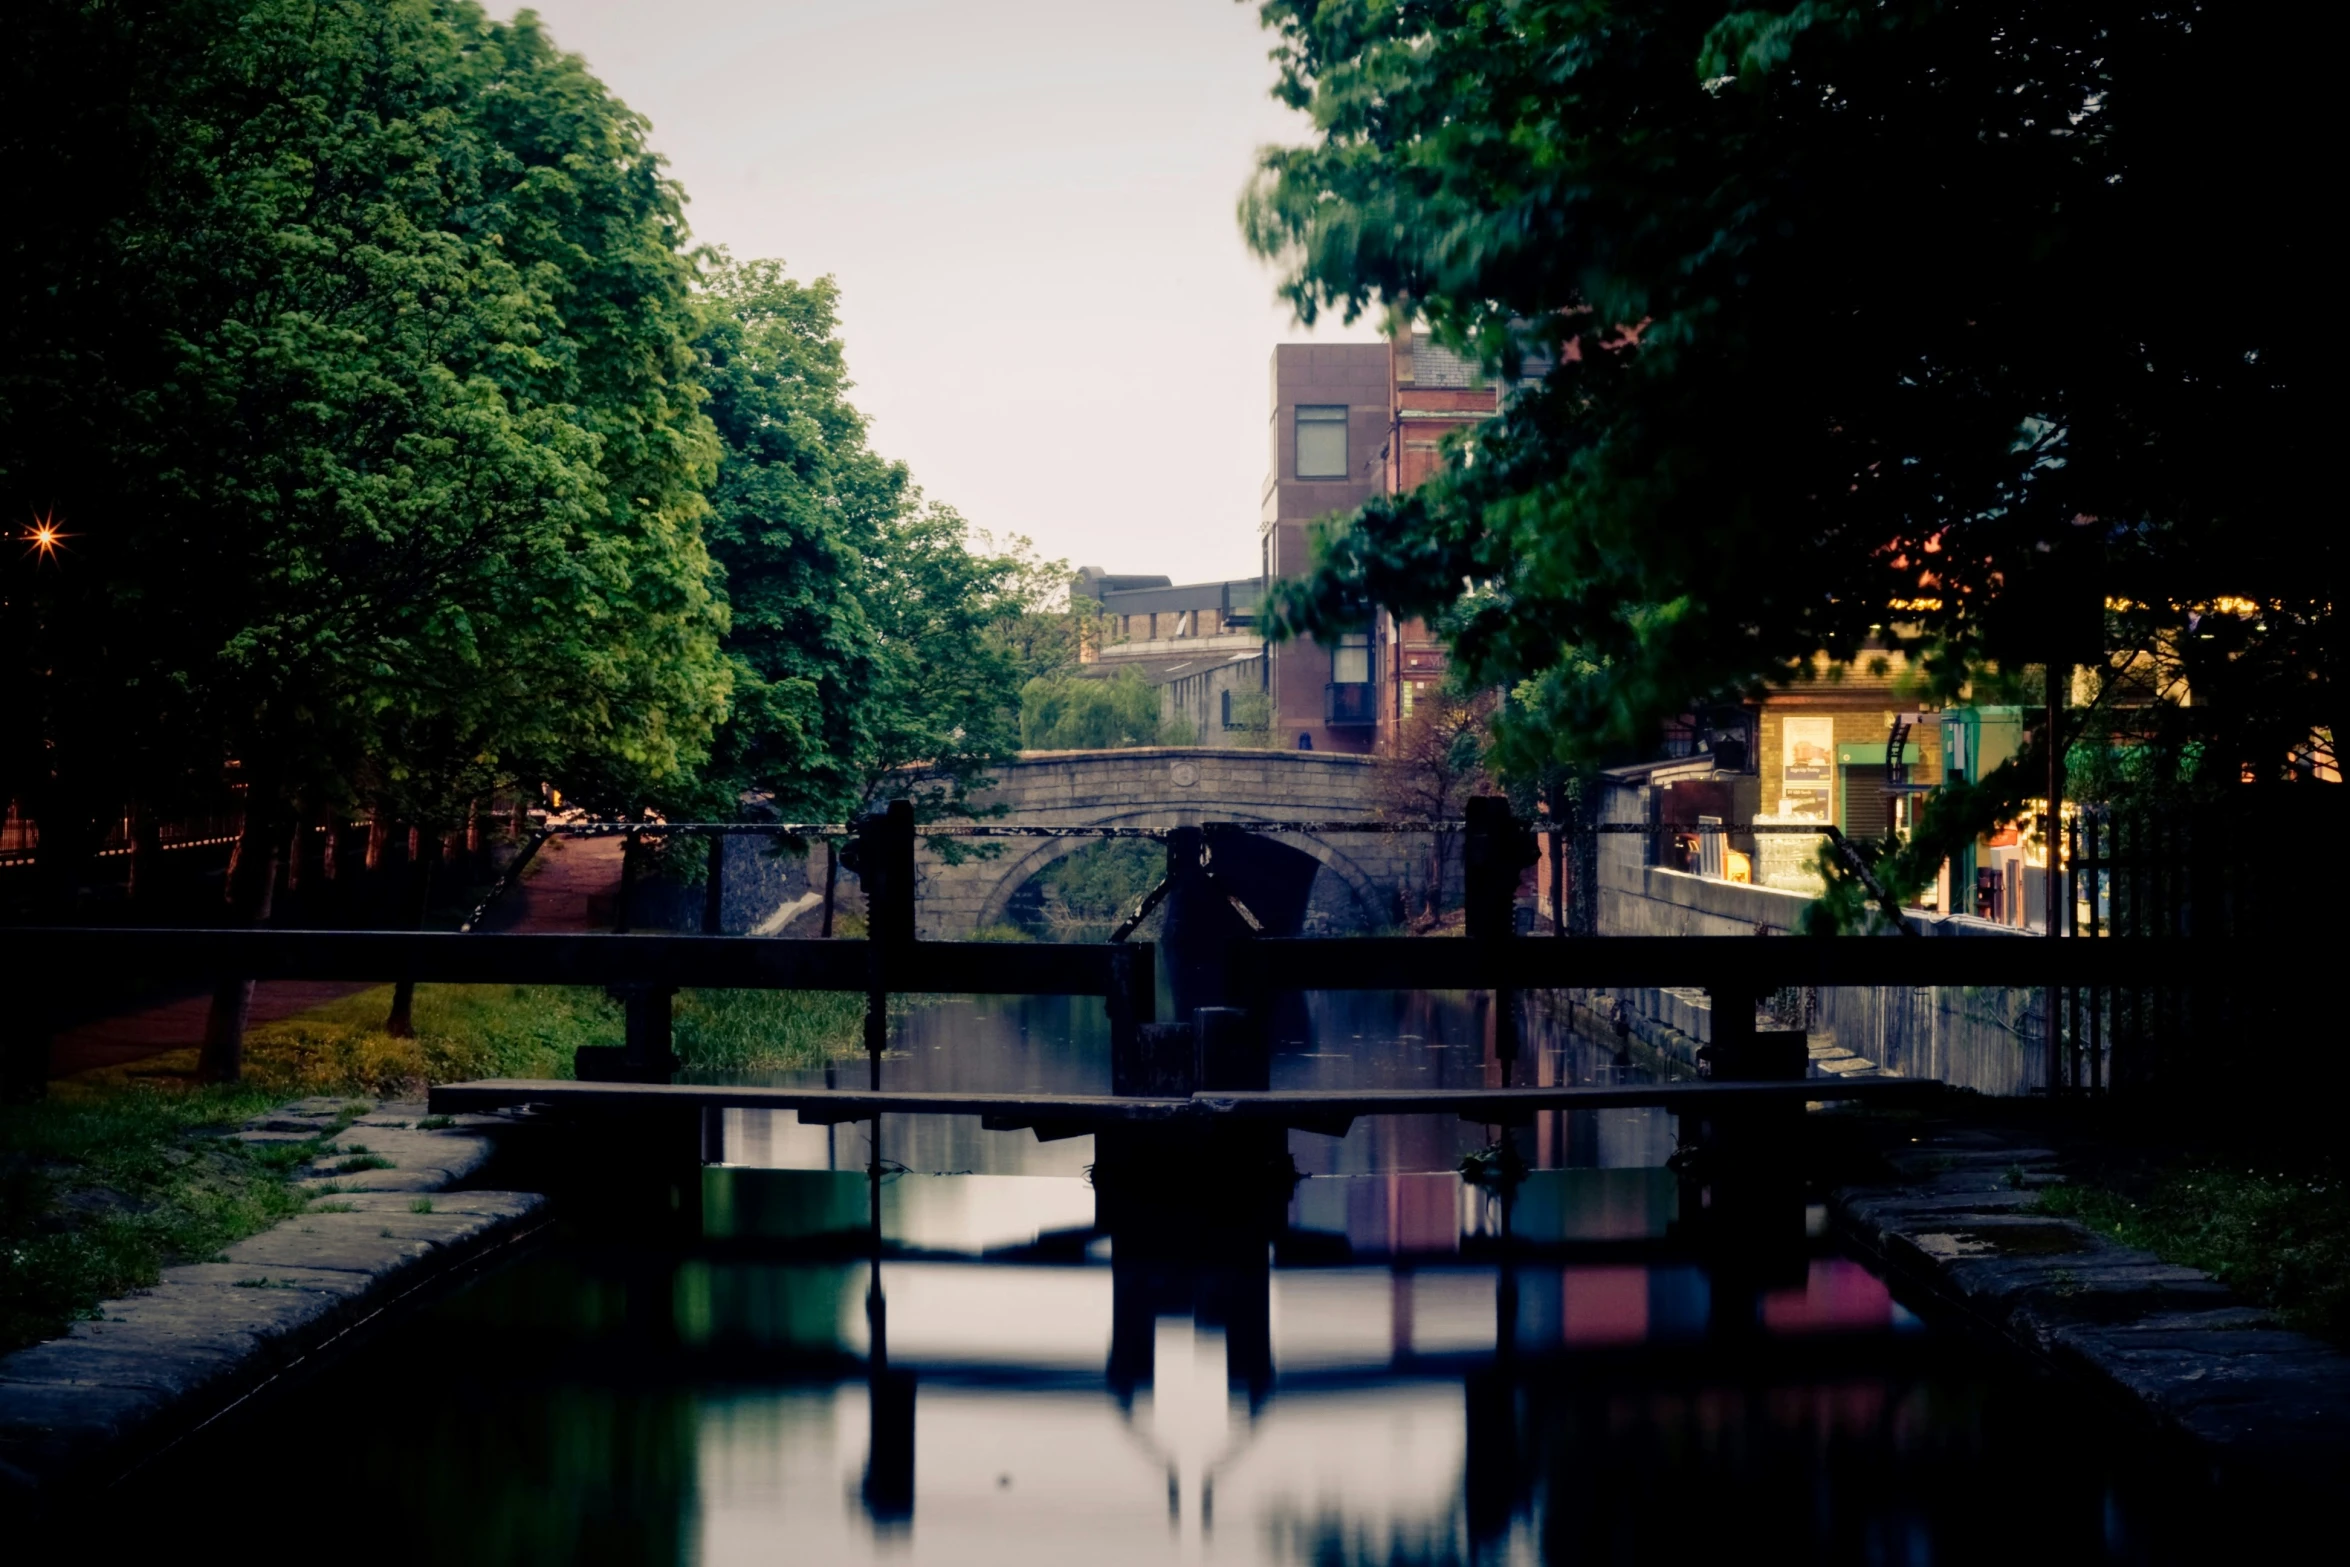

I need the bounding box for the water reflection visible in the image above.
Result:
[105,1154,2229,1566]
[88,993,2239,1562]
[710,988,1674,1182]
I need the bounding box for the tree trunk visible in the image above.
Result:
[321,807,340,882]
[383,850,435,1038]
[365,808,388,872]
[284,815,306,898]
[1546,779,1566,937]
[199,809,280,1082]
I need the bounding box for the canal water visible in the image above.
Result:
[104,993,2238,1562]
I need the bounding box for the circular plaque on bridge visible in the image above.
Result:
[1170,761,1200,787]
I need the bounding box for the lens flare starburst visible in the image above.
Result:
[21,511,70,563]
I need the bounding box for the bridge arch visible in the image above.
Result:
[914,748,1415,939]
[966,810,1387,936]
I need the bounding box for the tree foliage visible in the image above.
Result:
[1,0,726,872]
[1245,1,2331,791]
[688,253,902,820]
[1020,668,1168,751]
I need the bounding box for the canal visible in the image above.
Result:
[101,992,2235,1562]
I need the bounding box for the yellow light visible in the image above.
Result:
[21,510,68,561]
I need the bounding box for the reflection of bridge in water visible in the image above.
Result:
[552,1149,1921,1540]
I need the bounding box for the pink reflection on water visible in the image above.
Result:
[1760,1257,1896,1334]
[1561,1265,1650,1346]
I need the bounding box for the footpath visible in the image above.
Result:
[1831,1114,2350,1485]
[0,1098,542,1503]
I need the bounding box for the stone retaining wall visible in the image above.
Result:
[0,1098,543,1506]
[1593,784,2043,1095]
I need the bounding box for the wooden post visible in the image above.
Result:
[702,833,726,935]
[1104,941,1155,1077]
[1464,797,1526,1066]
[861,801,917,1085]
[1194,1005,1264,1093]
[623,985,676,1082]
[1160,825,1244,1021]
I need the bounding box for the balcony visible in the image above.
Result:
[1325,682,1377,727]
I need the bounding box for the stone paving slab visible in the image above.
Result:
[0,1098,545,1503]
[1832,1120,2350,1482]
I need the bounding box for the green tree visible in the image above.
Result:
[1020,667,1166,751]
[1244,0,2331,815]
[0,0,726,877]
[850,503,1033,822]
[686,253,903,821]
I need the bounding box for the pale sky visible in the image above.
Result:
[509,0,1383,586]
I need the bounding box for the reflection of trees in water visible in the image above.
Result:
[1008,838,1165,942]
[1264,1506,1468,1567]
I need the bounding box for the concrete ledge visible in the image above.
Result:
[0,1101,546,1503]
[1831,1124,2350,1483]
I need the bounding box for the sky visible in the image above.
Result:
[508,0,1383,586]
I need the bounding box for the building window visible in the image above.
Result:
[1296,404,1348,479]
[1332,631,1372,685]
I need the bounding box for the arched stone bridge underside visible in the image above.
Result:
[917,748,1422,939]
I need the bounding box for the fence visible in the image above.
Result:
[2054,793,2337,1093]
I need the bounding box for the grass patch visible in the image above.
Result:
[410,1197,433,1214]
[81,983,861,1097]
[329,1154,393,1174]
[0,1083,357,1354]
[669,988,867,1075]
[2036,1162,2350,1342]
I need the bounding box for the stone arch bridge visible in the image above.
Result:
[917,748,1428,939]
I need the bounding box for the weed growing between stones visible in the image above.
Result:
[410,1198,433,1214]
[2037,1163,2350,1343]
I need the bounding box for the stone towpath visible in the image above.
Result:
[1832,1119,2350,1484]
[0,1096,544,1503]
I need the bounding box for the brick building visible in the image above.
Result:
[1261,344,1391,753]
